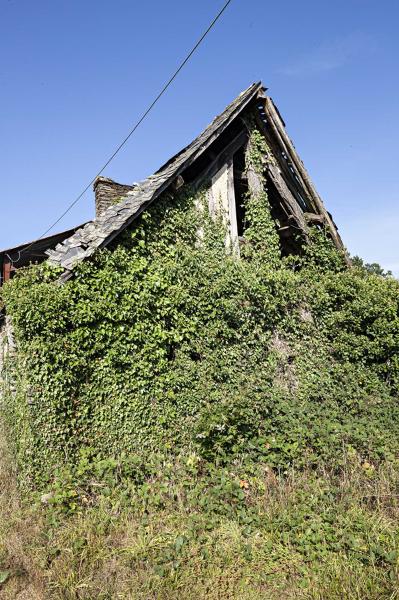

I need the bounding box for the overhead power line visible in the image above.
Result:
[18,0,234,261]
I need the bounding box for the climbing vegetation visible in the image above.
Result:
[1,128,399,597]
[1,130,399,486]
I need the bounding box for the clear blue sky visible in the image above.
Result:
[1,0,398,272]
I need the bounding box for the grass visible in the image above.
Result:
[1,424,399,600]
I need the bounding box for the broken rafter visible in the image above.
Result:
[265,161,308,234]
[262,97,347,256]
[242,118,308,235]
[251,111,309,225]
[304,212,325,225]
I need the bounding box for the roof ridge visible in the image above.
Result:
[46,82,264,278]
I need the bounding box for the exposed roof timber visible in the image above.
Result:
[0,223,87,279]
[45,81,346,278]
[46,83,264,278]
[265,160,308,232]
[191,129,249,192]
[253,105,313,213]
[262,97,346,254]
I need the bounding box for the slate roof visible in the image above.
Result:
[46,82,264,278]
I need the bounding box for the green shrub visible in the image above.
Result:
[1,129,399,488]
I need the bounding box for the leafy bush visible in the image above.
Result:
[1,129,399,488]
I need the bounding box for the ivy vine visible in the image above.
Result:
[1,127,399,487]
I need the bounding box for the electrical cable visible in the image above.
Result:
[17,0,234,262]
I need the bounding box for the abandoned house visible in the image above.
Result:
[0,82,344,290]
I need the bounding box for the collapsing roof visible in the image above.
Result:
[41,82,343,278]
[0,224,86,286]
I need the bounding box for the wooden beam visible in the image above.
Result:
[263,97,347,255]
[227,156,239,255]
[304,212,325,225]
[266,162,308,234]
[205,156,239,254]
[277,225,291,238]
[192,129,248,191]
[3,258,12,282]
[256,103,316,211]
[242,127,308,235]
[253,107,313,213]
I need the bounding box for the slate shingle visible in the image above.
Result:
[46,83,263,277]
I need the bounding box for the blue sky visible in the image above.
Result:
[1,0,398,272]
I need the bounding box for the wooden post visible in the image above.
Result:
[208,157,239,254]
[226,157,239,255]
[3,258,12,282]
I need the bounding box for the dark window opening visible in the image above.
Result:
[266,176,304,256]
[231,146,303,256]
[233,146,248,239]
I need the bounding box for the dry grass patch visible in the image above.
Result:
[1,433,398,599]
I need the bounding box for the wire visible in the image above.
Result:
[5,251,21,264]
[17,0,234,262]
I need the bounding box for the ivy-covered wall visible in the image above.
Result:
[1,129,399,486]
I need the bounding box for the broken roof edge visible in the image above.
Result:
[46,82,265,277]
[45,81,346,278]
[263,96,345,254]
[154,82,265,175]
[1,222,89,265]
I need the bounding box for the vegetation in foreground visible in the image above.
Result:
[1,432,399,599]
[1,129,399,597]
